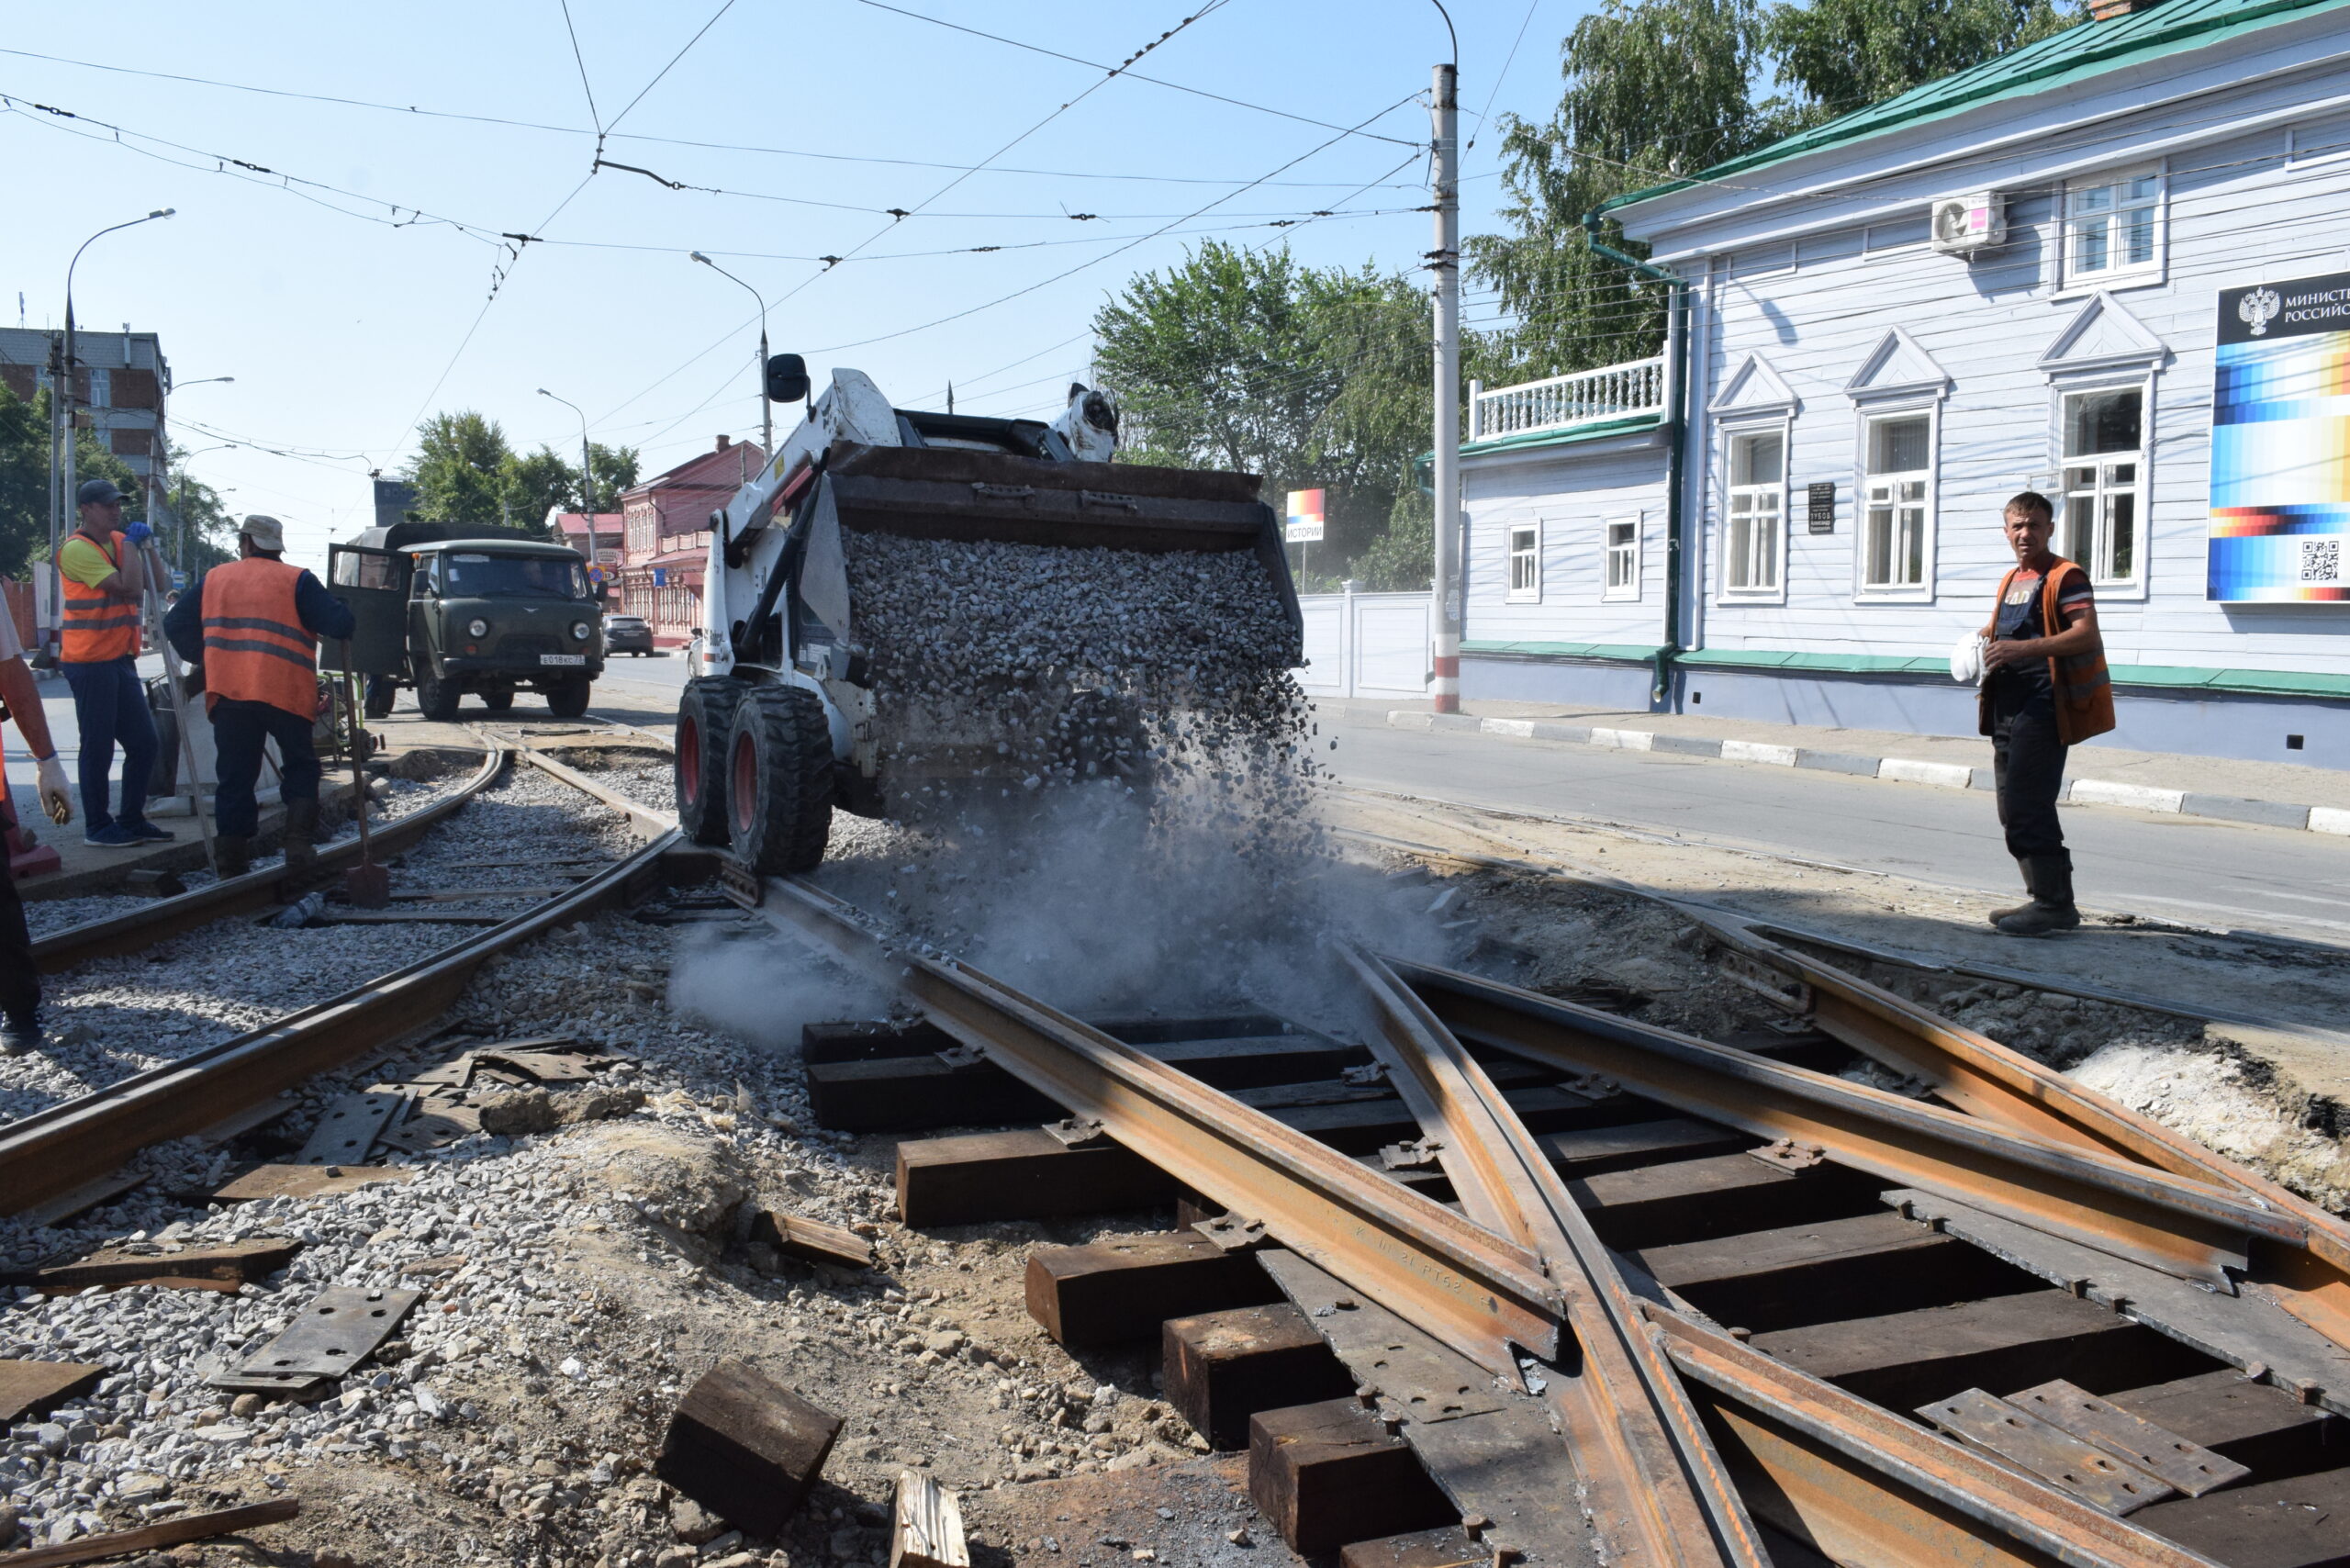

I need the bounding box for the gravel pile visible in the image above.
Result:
[1,769,639,1121]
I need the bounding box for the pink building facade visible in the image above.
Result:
[616,435,765,649]
[549,510,623,606]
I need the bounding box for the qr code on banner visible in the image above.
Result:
[2304,538,2344,584]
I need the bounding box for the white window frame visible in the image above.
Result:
[1718,423,1790,602]
[1506,521,1542,603]
[1855,404,1939,602]
[2054,376,2152,596]
[1603,515,1642,602]
[2058,166,2165,295]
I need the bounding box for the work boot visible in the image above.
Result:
[281,800,320,878]
[214,834,253,879]
[1987,858,2036,925]
[1996,855,2081,936]
[0,1013,41,1057]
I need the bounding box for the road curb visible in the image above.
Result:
[1383,711,2344,837]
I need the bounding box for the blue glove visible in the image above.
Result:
[124,521,153,545]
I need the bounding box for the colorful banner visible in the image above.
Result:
[2209,269,2350,601]
[1284,487,1326,544]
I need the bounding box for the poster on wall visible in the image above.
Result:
[2209,270,2350,601]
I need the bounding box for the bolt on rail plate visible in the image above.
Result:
[233,1286,420,1381]
[1915,1387,2176,1515]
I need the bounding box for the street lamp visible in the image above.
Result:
[689,252,770,462]
[46,207,173,658]
[538,387,609,603]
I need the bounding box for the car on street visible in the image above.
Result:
[604,614,656,655]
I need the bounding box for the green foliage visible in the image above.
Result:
[404,410,642,534]
[1472,0,2082,376]
[1352,487,1436,592]
[0,385,142,578]
[157,450,237,575]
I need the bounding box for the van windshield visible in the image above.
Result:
[441,553,591,599]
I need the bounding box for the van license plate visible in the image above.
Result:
[540,654,587,666]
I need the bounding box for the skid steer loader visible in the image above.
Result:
[676,360,1302,876]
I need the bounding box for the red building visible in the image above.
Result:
[617,435,765,648]
[548,510,623,605]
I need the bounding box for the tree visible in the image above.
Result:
[1094,241,1455,583]
[584,442,641,512]
[0,385,142,578]
[404,410,641,533]
[498,444,577,529]
[1765,0,2077,127]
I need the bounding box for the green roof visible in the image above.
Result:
[1459,412,1666,458]
[1606,0,2350,215]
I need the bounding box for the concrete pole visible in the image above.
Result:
[1429,63,1462,713]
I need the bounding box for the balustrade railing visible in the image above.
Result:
[1468,356,1667,442]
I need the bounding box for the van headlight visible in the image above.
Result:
[572,621,592,642]
[466,617,489,637]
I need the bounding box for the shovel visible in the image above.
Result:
[339,644,390,909]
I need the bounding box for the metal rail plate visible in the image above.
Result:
[296,1092,406,1166]
[1916,1388,2176,1516]
[2010,1381,2251,1498]
[234,1286,419,1380]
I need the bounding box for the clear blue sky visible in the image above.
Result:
[3,1,1576,566]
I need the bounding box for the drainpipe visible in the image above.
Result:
[1582,209,1689,710]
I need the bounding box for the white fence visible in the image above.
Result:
[1469,356,1666,443]
[1296,589,1431,699]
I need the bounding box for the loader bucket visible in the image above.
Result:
[821,441,1303,639]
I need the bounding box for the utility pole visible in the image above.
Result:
[691,252,770,463]
[539,388,605,603]
[1429,63,1462,714]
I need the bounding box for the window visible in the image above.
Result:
[1605,518,1641,600]
[2064,171,2162,288]
[1862,413,1932,592]
[2061,386,2143,588]
[1507,524,1541,602]
[1724,431,1785,595]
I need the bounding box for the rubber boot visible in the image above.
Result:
[281,799,320,879]
[1987,858,2036,926]
[1997,855,2081,936]
[215,834,253,879]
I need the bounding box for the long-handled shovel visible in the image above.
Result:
[339,643,389,909]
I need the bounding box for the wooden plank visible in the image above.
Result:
[751,1210,875,1271]
[313,909,511,924]
[894,1129,1176,1226]
[1569,1152,1878,1249]
[17,1170,146,1228]
[890,1470,969,1568]
[656,1358,843,1538]
[1024,1233,1278,1347]
[2127,1463,2350,1568]
[2105,1370,2341,1476]
[1539,1116,1751,1176]
[1630,1212,2023,1333]
[2012,1378,2251,1497]
[0,1499,299,1566]
[1747,1289,2209,1412]
[1248,1398,1456,1557]
[0,1361,104,1424]
[809,1055,1063,1133]
[1270,1082,1628,1154]
[6,1238,300,1294]
[182,1163,417,1204]
[1164,1303,1356,1451]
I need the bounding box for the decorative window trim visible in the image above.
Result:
[2054,165,2167,298]
[1853,402,1940,604]
[1716,419,1791,605]
[1603,515,1642,603]
[1506,521,1543,604]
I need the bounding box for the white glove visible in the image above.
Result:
[35,755,72,825]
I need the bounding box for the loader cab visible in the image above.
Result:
[325,521,603,722]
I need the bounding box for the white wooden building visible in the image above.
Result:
[1457,0,2350,767]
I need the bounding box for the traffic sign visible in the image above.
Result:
[1285,487,1326,543]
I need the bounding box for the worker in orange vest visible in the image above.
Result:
[56,477,171,847]
[164,516,353,878]
[2,599,74,1054]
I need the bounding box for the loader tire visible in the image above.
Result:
[676,678,746,847]
[727,684,835,876]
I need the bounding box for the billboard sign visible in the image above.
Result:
[2209,270,2350,601]
[1284,487,1326,543]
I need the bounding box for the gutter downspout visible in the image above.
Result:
[1582,210,1689,709]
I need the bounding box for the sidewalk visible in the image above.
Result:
[1330,697,2350,835]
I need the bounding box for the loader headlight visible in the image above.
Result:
[571,621,592,643]
[466,617,489,638]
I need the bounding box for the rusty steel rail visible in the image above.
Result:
[0,826,682,1217]
[1346,950,1764,1568]
[492,729,674,840]
[750,872,1566,1373]
[1397,959,2303,1288]
[31,746,509,973]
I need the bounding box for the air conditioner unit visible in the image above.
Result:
[1930,192,2006,255]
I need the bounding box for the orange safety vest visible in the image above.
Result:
[1978,557,2116,746]
[58,530,140,663]
[199,556,319,719]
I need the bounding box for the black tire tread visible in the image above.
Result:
[731,684,834,876]
[677,678,747,846]
[416,666,460,722]
[545,677,590,718]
